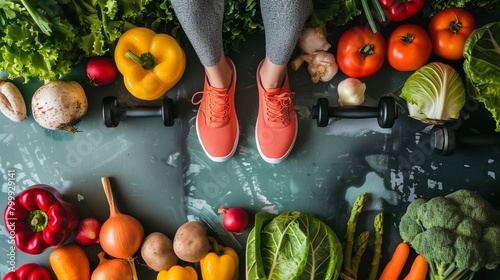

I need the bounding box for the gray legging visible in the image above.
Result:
[170,0,312,67]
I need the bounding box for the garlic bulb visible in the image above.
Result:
[337,78,366,106]
[304,51,338,83]
[298,27,331,54]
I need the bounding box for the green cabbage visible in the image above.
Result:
[463,22,500,132]
[246,211,343,280]
[400,62,466,124]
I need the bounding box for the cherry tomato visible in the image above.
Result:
[428,7,476,60]
[387,24,432,71]
[337,26,386,78]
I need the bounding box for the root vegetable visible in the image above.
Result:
[91,251,133,280]
[141,232,178,272]
[298,27,331,54]
[87,57,118,87]
[173,221,210,263]
[337,78,366,106]
[292,27,331,71]
[218,206,249,234]
[303,51,338,83]
[0,79,27,122]
[99,177,144,280]
[49,244,90,280]
[31,80,88,132]
[74,217,101,246]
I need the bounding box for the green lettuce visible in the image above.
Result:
[246,211,343,280]
[463,22,500,132]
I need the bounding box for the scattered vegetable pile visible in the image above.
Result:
[399,189,500,279]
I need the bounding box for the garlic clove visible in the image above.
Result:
[0,80,27,122]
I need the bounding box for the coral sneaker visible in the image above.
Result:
[191,58,239,162]
[255,62,297,164]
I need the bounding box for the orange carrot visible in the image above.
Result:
[50,243,90,280]
[403,254,428,280]
[379,242,410,280]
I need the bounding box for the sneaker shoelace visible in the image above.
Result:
[192,87,230,128]
[264,90,295,126]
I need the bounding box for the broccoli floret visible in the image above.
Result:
[482,226,500,269]
[454,235,484,271]
[399,189,500,279]
[417,196,463,230]
[412,227,455,265]
[456,218,482,240]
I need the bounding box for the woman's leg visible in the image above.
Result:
[171,0,238,162]
[259,0,312,89]
[256,0,311,164]
[170,0,231,88]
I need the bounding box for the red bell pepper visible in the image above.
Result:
[3,184,79,254]
[379,0,424,22]
[2,263,52,280]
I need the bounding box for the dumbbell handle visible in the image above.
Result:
[120,106,163,118]
[327,106,380,119]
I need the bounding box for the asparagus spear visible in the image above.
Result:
[351,230,371,277]
[343,192,368,275]
[368,212,384,280]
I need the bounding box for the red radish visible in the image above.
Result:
[218,206,249,234]
[86,57,118,87]
[74,217,101,246]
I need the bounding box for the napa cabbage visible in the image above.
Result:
[463,22,500,132]
[400,62,466,124]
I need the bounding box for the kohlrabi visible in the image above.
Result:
[400,62,466,124]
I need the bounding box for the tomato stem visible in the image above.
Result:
[447,12,462,34]
[398,33,415,45]
[359,44,375,59]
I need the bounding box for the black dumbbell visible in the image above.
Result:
[312,96,398,128]
[430,125,500,155]
[102,96,177,127]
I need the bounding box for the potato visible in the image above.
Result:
[173,221,210,263]
[141,232,178,272]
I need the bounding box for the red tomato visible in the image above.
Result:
[387,24,432,71]
[337,26,386,78]
[428,7,476,60]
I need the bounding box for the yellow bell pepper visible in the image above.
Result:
[200,237,239,280]
[156,265,197,280]
[114,27,186,101]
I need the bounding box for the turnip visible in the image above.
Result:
[31,80,88,132]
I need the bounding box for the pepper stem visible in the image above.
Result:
[125,50,157,70]
[207,236,223,255]
[28,210,48,232]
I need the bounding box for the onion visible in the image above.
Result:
[86,57,118,87]
[74,217,101,246]
[218,206,249,234]
[91,252,133,280]
[99,177,144,280]
[303,51,338,83]
[337,78,366,106]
